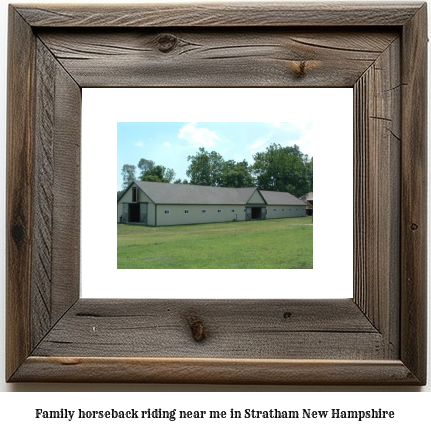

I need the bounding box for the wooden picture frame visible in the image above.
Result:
[6,2,427,385]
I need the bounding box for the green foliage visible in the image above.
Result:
[223,159,255,188]
[252,144,312,197]
[121,164,136,189]
[120,160,176,185]
[305,157,313,194]
[186,147,255,188]
[120,143,312,196]
[117,217,313,269]
[140,164,175,183]
[186,147,224,186]
[164,167,176,183]
[174,178,189,184]
[137,158,155,177]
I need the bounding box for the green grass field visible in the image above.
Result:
[117,217,313,269]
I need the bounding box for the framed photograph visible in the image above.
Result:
[83,88,351,298]
[6,2,427,384]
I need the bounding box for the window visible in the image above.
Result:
[282,208,285,212]
[132,187,137,202]
[274,208,277,212]
[164,210,170,215]
[202,209,206,214]
[184,209,189,214]
[218,209,222,213]
[231,209,235,213]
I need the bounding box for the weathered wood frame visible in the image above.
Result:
[6,2,427,384]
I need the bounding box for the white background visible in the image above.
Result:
[0,0,430,424]
[81,87,353,299]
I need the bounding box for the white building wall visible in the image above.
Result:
[156,204,247,226]
[247,189,266,204]
[265,205,306,219]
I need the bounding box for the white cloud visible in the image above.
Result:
[285,123,314,158]
[134,141,144,147]
[164,141,172,147]
[178,122,220,147]
[250,139,265,150]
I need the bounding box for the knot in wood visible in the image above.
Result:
[11,223,26,246]
[411,223,419,231]
[293,61,307,79]
[186,315,206,342]
[157,34,178,53]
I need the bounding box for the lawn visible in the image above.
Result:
[117,217,313,269]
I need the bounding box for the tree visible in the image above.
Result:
[137,158,155,178]
[121,164,136,189]
[186,148,255,188]
[305,157,313,195]
[252,144,312,197]
[140,165,176,183]
[186,147,224,186]
[164,167,176,183]
[221,159,255,188]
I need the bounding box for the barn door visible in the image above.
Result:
[140,203,147,224]
[245,207,251,221]
[122,203,129,223]
[261,207,266,220]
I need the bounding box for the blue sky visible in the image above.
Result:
[117,122,313,190]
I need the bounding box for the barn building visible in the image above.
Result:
[300,192,313,216]
[118,181,307,226]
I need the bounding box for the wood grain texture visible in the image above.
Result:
[37,29,398,88]
[6,2,427,385]
[6,7,36,381]
[32,299,384,360]
[31,39,81,349]
[353,38,401,359]
[400,3,428,384]
[31,40,56,347]
[15,2,423,27]
[50,52,81,324]
[12,357,420,385]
